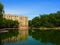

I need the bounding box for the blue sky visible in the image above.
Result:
[0,0,60,20]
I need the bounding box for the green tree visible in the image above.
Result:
[0,3,4,28]
[32,16,40,28]
[29,11,60,28]
[28,20,32,28]
[0,2,4,18]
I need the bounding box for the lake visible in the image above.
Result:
[0,29,60,45]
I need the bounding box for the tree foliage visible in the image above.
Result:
[29,11,60,28]
[0,3,4,18]
[2,18,19,28]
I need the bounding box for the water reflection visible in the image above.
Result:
[1,29,60,45]
[0,40,3,45]
[0,29,28,45]
[29,29,60,45]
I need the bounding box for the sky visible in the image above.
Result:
[0,0,60,20]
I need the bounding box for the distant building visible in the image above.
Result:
[3,14,28,30]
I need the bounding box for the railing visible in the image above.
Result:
[0,28,18,33]
[0,29,8,33]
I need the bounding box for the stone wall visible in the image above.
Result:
[3,14,28,30]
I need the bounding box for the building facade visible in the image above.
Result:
[3,14,28,30]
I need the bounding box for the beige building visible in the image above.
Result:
[3,14,28,30]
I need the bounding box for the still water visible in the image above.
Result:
[0,29,60,45]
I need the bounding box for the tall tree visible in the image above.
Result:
[0,2,4,18]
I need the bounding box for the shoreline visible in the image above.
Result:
[32,27,60,30]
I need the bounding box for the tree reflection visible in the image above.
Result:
[0,40,2,45]
[29,29,60,45]
[0,37,3,45]
[0,29,19,40]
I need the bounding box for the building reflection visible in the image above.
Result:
[1,29,28,43]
